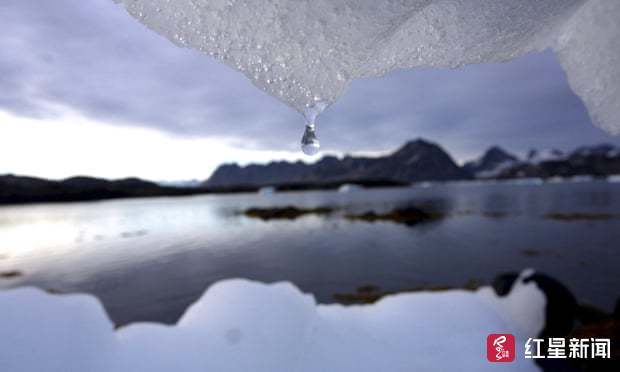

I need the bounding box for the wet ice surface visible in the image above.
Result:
[114,0,620,133]
[1,181,619,326]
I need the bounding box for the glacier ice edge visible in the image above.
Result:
[113,0,620,134]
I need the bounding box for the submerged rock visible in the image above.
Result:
[333,279,482,305]
[0,270,22,279]
[345,206,442,226]
[243,206,333,220]
[544,212,615,221]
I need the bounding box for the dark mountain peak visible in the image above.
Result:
[0,174,53,189]
[405,138,431,146]
[61,175,104,183]
[389,139,452,166]
[114,178,159,188]
[1,173,42,182]
[216,163,241,170]
[484,146,518,162]
[392,138,435,155]
[59,176,159,190]
[391,138,454,159]
[478,146,518,166]
[315,155,341,167]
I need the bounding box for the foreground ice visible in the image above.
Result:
[1,273,544,371]
[113,0,619,133]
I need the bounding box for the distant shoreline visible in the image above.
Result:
[2,173,618,206]
[0,174,406,206]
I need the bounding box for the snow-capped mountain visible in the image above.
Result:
[495,145,620,179]
[526,149,565,164]
[464,144,620,180]
[463,147,519,179]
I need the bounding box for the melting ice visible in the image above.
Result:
[0,272,546,371]
[300,100,327,155]
[112,0,620,144]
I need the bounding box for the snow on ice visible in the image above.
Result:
[1,272,545,371]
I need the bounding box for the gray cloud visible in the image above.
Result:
[1,0,619,163]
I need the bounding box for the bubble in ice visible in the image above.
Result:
[114,0,620,135]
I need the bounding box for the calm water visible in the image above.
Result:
[1,180,619,326]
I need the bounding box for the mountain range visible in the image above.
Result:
[206,139,468,188]
[0,175,208,205]
[2,139,620,204]
[206,139,620,188]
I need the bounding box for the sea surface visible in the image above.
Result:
[1,180,619,326]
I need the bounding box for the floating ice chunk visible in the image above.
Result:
[258,185,276,194]
[338,183,363,192]
[607,174,620,183]
[0,273,545,371]
[113,0,619,134]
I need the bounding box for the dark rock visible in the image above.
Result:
[243,206,333,220]
[492,273,519,296]
[544,213,615,222]
[492,272,578,338]
[344,206,442,226]
[0,270,22,278]
[523,273,578,338]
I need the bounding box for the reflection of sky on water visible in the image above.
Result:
[1,181,619,325]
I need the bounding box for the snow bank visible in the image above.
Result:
[1,272,544,371]
[113,0,619,133]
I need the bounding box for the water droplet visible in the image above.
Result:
[301,124,320,156]
[299,100,329,156]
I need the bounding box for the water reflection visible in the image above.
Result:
[1,181,619,326]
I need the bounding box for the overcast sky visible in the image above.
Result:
[1,0,619,181]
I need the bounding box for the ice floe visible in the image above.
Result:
[1,272,545,371]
